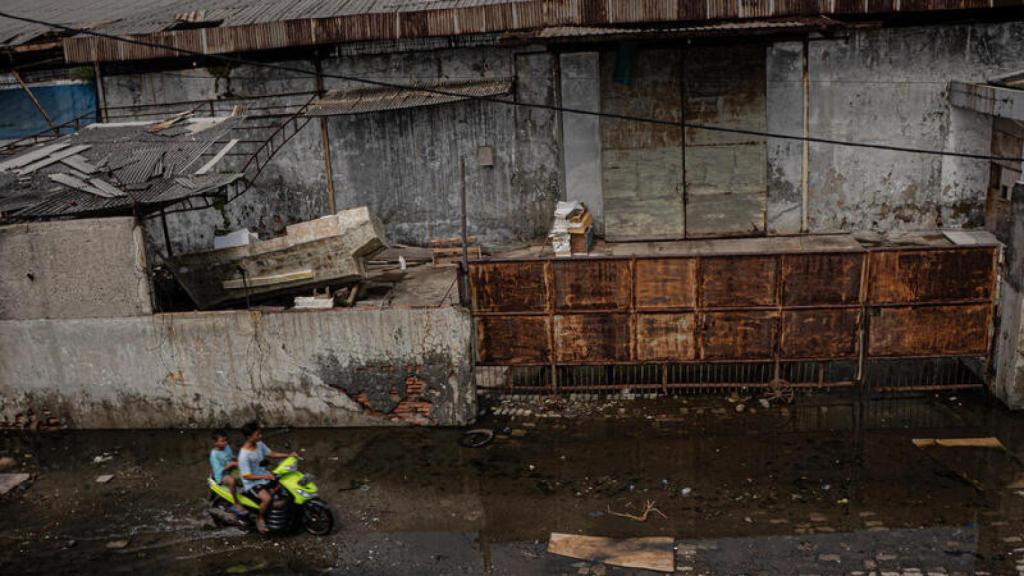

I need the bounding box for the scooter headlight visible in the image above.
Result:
[294,486,316,499]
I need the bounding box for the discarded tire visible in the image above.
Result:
[458,428,494,448]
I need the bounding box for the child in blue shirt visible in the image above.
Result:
[209,430,246,515]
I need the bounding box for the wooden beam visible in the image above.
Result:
[11,70,55,131]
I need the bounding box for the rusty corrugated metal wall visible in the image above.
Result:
[468,244,998,393]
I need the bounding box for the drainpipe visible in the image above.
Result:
[801,37,810,234]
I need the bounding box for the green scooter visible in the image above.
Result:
[208,455,334,535]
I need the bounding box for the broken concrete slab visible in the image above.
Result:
[547,533,675,573]
[0,473,31,495]
[170,206,386,308]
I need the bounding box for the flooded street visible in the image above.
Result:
[2,393,1024,575]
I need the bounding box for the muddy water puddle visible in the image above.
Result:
[2,393,1024,575]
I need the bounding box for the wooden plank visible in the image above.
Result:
[60,154,97,174]
[781,308,860,358]
[636,313,696,361]
[868,248,995,304]
[555,314,631,362]
[468,261,547,312]
[17,145,92,174]
[635,258,697,309]
[48,173,115,198]
[700,310,778,360]
[476,316,550,364]
[553,260,631,311]
[912,437,1004,449]
[195,138,238,174]
[547,533,675,573]
[0,142,70,171]
[700,255,777,307]
[222,269,314,290]
[782,253,863,305]
[867,304,990,357]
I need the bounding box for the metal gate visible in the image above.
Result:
[467,241,998,395]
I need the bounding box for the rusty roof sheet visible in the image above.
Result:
[306,77,512,115]
[523,17,840,42]
[0,0,1013,63]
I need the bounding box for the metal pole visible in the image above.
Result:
[460,157,470,302]
[801,37,810,233]
[12,70,55,132]
[93,62,108,123]
[315,54,337,214]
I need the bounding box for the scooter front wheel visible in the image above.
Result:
[302,499,334,536]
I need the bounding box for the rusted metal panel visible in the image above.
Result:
[476,316,550,364]
[607,0,679,24]
[868,248,995,304]
[553,259,631,311]
[555,313,632,362]
[781,253,862,305]
[600,48,685,241]
[636,313,696,360]
[867,304,991,357]
[781,308,859,358]
[684,43,768,237]
[701,255,777,307]
[469,261,547,312]
[700,310,778,359]
[635,258,698,309]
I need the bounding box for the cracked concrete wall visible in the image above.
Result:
[0,306,474,429]
[0,217,152,320]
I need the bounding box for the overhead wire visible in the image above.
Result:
[0,10,1021,163]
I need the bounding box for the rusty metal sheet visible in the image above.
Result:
[476,316,550,364]
[782,253,863,305]
[553,260,631,311]
[781,308,859,358]
[555,313,632,362]
[867,304,991,357]
[700,310,777,360]
[635,258,698,309]
[868,248,995,304]
[468,261,547,312]
[636,313,696,361]
[701,256,777,307]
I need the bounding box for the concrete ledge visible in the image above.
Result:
[0,306,474,429]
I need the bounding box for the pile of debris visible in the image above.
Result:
[548,201,592,257]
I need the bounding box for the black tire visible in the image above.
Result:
[302,499,334,536]
[459,428,494,448]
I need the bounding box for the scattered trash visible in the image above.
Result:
[758,398,771,409]
[911,437,1004,449]
[105,538,131,550]
[547,533,675,573]
[0,457,16,472]
[735,404,745,413]
[458,428,494,448]
[0,473,31,495]
[95,474,115,484]
[680,487,692,497]
[837,498,849,505]
[606,499,667,522]
[93,453,114,464]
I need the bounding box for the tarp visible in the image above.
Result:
[0,81,96,139]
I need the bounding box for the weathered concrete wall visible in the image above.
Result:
[989,183,1024,409]
[323,46,562,245]
[560,52,603,235]
[0,217,152,320]
[0,307,475,428]
[796,21,1024,233]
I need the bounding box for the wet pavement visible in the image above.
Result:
[2,392,1024,575]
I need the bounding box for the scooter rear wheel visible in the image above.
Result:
[302,499,334,536]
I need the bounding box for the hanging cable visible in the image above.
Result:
[1,9,1021,163]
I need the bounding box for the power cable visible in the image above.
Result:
[1,10,1020,164]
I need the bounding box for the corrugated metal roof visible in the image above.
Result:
[0,0,1011,63]
[525,17,839,42]
[0,114,244,219]
[306,77,512,115]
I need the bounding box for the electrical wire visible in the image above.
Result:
[1,9,1021,164]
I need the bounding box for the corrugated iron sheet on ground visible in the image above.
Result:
[306,77,513,115]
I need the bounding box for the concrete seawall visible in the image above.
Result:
[0,306,475,429]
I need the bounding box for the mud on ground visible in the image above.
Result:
[2,393,1024,575]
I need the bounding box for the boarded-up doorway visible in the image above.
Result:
[600,44,768,241]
